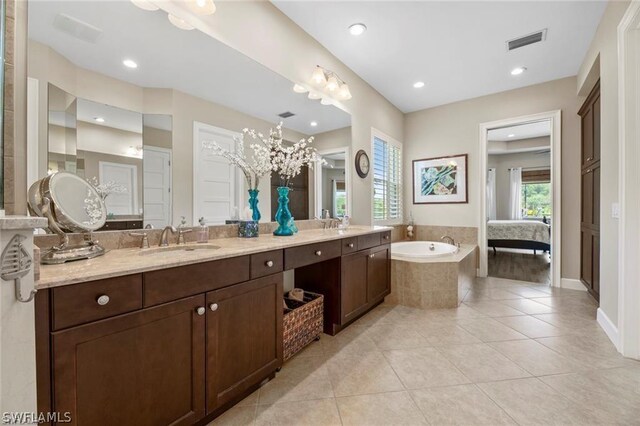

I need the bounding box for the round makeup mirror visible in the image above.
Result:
[28,171,107,263]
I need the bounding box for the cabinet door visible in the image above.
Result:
[207,274,283,412]
[367,246,390,302]
[581,231,593,290]
[52,295,206,426]
[341,251,369,323]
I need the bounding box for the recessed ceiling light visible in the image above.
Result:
[349,23,367,36]
[94,117,105,123]
[413,81,425,88]
[511,67,527,76]
[122,59,138,69]
[508,133,515,138]
[310,121,318,127]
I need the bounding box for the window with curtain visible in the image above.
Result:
[373,134,402,223]
[521,168,551,218]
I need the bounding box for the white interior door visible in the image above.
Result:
[143,147,172,228]
[193,122,242,225]
[99,161,138,216]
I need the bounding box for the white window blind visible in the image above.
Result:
[373,135,402,223]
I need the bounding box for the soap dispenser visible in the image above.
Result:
[196,217,209,243]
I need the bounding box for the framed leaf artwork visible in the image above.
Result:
[412,154,468,204]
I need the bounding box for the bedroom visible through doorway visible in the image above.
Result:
[486,120,552,285]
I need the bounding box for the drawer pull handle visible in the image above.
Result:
[315,250,322,256]
[369,253,375,258]
[96,295,110,306]
[348,243,354,248]
[265,260,274,268]
[196,307,206,316]
[210,303,219,312]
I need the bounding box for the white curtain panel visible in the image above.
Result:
[509,167,523,220]
[486,168,497,220]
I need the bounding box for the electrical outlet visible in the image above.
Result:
[612,202,620,219]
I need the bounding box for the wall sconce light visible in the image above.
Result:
[293,66,352,104]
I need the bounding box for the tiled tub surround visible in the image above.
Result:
[388,245,476,309]
[391,224,478,244]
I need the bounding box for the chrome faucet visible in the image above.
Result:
[441,235,455,246]
[177,228,192,245]
[159,226,177,247]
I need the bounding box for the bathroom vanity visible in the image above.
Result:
[34,227,391,425]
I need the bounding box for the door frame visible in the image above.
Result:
[143,145,173,227]
[478,110,562,288]
[98,161,139,215]
[192,121,243,225]
[314,147,351,219]
[617,1,640,359]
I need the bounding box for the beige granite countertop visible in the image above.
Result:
[36,226,391,289]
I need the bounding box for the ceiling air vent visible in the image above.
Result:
[53,14,103,44]
[278,111,295,119]
[507,29,547,51]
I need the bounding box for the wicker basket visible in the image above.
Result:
[283,291,324,361]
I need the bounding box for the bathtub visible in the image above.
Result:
[388,242,476,309]
[391,241,458,260]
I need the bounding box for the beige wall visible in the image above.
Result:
[404,77,581,280]
[143,126,172,150]
[577,1,631,326]
[488,151,551,220]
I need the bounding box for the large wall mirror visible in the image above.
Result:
[26,0,351,231]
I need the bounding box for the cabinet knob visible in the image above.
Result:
[96,295,110,306]
[587,156,594,161]
[315,250,322,256]
[196,307,206,316]
[209,303,219,312]
[383,235,390,240]
[348,243,354,248]
[265,260,274,268]
[369,253,375,258]
[586,169,592,174]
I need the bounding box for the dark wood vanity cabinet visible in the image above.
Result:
[206,274,283,412]
[51,295,206,426]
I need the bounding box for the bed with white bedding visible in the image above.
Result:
[487,220,551,254]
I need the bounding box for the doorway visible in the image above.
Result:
[313,147,351,220]
[479,111,562,287]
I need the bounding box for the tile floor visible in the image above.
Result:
[210,277,640,425]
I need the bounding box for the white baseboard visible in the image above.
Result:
[560,278,587,291]
[597,308,621,351]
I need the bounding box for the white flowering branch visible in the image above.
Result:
[269,124,325,187]
[87,177,126,200]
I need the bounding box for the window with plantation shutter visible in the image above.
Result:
[372,132,402,224]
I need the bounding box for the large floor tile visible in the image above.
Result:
[494,315,565,339]
[336,391,427,425]
[411,384,516,425]
[505,286,551,298]
[498,298,554,315]
[535,334,633,370]
[416,323,482,346]
[321,326,378,356]
[258,356,334,405]
[462,300,527,317]
[208,406,256,425]
[541,367,640,423]
[364,323,431,351]
[532,313,597,331]
[489,339,589,376]
[384,347,470,389]
[254,399,341,426]
[456,318,528,342]
[478,377,612,425]
[437,343,531,383]
[325,351,404,397]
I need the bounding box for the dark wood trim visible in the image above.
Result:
[578,79,601,116]
[412,153,469,204]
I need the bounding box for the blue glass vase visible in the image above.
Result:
[248,189,261,222]
[273,186,295,236]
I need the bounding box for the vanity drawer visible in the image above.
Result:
[251,250,284,279]
[357,233,381,250]
[380,231,392,243]
[144,256,250,306]
[285,240,341,270]
[52,274,143,331]
[341,237,358,254]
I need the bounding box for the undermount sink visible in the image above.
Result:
[138,244,221,256]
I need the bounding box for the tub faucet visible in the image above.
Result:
[441,235,455,246]
[160,225,177,247]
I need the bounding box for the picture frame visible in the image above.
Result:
[412,154,468,204]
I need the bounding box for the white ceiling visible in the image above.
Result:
[29,0,351,135]
[273,1,607,113]
[488,121,550,141]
